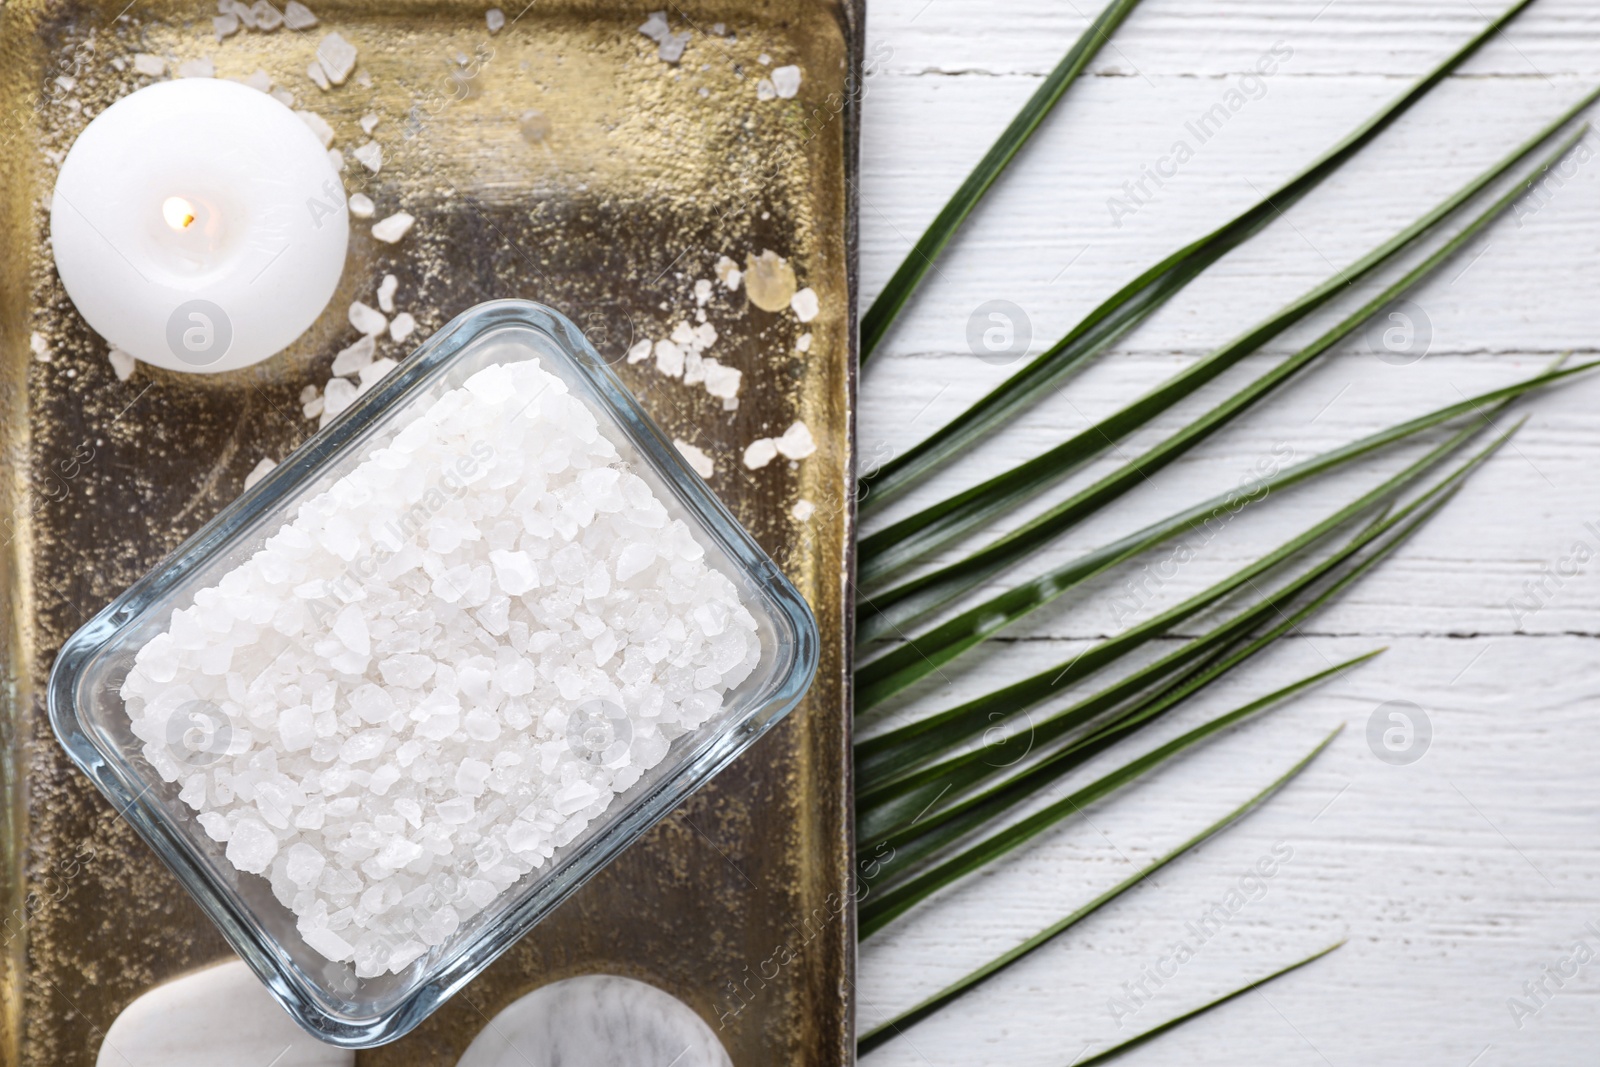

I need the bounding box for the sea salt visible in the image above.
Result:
[348,193,374,219]
[372,212,414,243]
[389,313,416,342]
[316,32,358,85]
[377,274,398,314]
[486,7,505,33]
[351,140,382,173]
[122,359,759,975]
[283,0,318,28]
[297,109,334,147]
[770,64,802,99]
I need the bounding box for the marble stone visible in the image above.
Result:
[456,975,732,1067]
[97,959,353,1067]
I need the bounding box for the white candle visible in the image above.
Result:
[50,78,348,373]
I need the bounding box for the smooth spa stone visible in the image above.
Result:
[456,975,732,1067]
[97,960,353,1067]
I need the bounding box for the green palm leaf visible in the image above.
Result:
[854,358,1597,702]
[856,418,1515,782]
[859,0,1148,363]
[1068,943,1344,1066]
[857,97,1596,588]
[856,723,1348,1049]
[858,0,1540,509]
[856,127,1584,647]
[857,723,1344,939]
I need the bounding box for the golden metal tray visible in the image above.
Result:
[0,0,859,1060]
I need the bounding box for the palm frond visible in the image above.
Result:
[855,126,1585,646]
[857,723,1344,939]
[857,99,1596,586]
[854,358,1594,698]
[859,0,1148,363]
[858,0,1542,509]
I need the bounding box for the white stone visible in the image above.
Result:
[96,960,353,1067]
[455,976,730,1067]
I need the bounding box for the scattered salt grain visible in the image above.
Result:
[357,357,397,390]
[244,457,277,490]
[303,394,325,419]
[389,313,416,342]
[775,420,816,460]
[372,212,414,243]
[348,193,374,218]
[702,361,741,401]
[29,331,50,362]
[316,32,358,85]
[674,439,715,479]
[714,255,742,291]
[351,140,382,173]
[657,31,690,64]
[108,345,136,381]
[742,438,777,470]
[790,287,818,323]
[177,56,215,79]
[744,249,796,312]
[792,499,815,522]
[770,64,801,98]
[133,53,166,77]
[318,376,358,426]
[349,301,387,337]
[123,360,759,973]
[296,109,334,147]
[214,13,240,38]
[626,339,652,364]
[360,112,379,134]
[796,332,813,353]
[251,1,284,31]
[654,339,684,378]
[377,274,398,313]
[693,278,713,306]
[306,59,331,91]
[238,69,273,92]
[755,79,775,102]
[637,10,669,42]
[519,109,551,143]
[327,148,344,171]
[486,7,505,32]
[283,0,318,29]
[330,334,376,377]
[271,87,296,107]
[757,52,771,65]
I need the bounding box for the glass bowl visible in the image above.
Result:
[46,300,819,1047]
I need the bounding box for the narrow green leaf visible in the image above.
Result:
[855,724,1350,1050]
[859,0,1148,363]
[866,651,1377,886]
[853,357,1596,693]
[855,416,1512,780]
[859,0,1542,508]
[857,96,1597,586]
[856,127,1586,647]
[857,723,1344,940]
[1068,942,1345,1067]
[859,457,1469,853]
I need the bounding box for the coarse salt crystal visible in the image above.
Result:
[283,0,317,28]
[674,439,714,479]
[244,457,277,490]
[742,438,777,470]
[133,54,166,77]
[296,109,334,147]
[775,421,816,460]
[771,64,802,98]
[349,301,387,336]
[389,313,417,342]
[486,7,505,32]
[108,345,136,380]
[372,212,414,243]
[792,499,815,522]
[330,333,376,377]
[316,32,358,85]
[348,192,375,218]
[790,286,819,322]
[351,140,382,173]
[177,56,215,79]
[376,274,398,313]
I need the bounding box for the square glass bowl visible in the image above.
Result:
[47,299,819,1047]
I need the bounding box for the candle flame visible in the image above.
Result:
[162,196,197,232]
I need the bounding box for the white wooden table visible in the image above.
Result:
[855,1,1600,1063]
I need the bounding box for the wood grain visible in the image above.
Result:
[857,0,1600,1063]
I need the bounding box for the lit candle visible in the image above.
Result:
[50,78,348,373]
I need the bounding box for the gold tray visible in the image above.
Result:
[0,0,859,1061]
